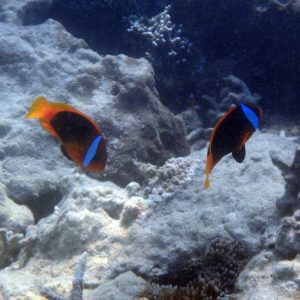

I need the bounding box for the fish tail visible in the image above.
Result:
[26,96,60,138]
[204,176,210,189]
[25,96,51,119]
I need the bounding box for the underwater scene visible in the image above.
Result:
[0,0,300,299]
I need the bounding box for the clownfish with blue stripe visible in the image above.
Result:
[204,103,263,189]
[26,96,107,172]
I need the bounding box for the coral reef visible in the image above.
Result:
[35,177,147,259]
[1,0,171,52]
[108,132,296,282]
[143,237,248,300]
[235,248,300,299]
[275,147,300,215]
[177,74,260,151]
[0,228,23,268]
[128,5,192,64]
[0,2,299,299]
[0,183,33,232]
[176,109,203,135]
[234,146,300,299]
[88,271,146,300]
[0,131,296,299]
[253,0,300,12]
[275,210,300,259]
[216,76,261,110]
[41,252,88,300]
[138,156,196,205]
[128,4,197,110]
[274,147,300,260]
[201,75,261,127]
[0,19,189,222]
[283,147,300,198]
[0,225,37,270]
[2,0,300,116]
[171,0,300,116]
[0,184,35,269]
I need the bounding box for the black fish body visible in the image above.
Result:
[204,103,263,189]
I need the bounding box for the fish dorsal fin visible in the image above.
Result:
[232,145,246,163]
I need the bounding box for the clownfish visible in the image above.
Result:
[26,96,107,172]
[204,103,263,189]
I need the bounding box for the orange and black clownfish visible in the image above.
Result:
[204,103,263,189]
[26,96,107,172]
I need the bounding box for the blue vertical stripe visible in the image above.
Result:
[241,104,259,130]
[83,135,102,167]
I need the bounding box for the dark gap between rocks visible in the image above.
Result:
[25,189,63,223]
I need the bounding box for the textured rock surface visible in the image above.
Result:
[0,19,188,219]
[0,0,24,24]
[0,0,53,25]
[108,132,297,280]
[275,210,300,259]
[0,184,33,233]
[2,0,300,118]
[87,271,146,300]
[236,251,300,300]
[35,176,147,259]
[0,175,148,299]
[0,131,297,299]
[0,6,299,300]
[234,145,300,300]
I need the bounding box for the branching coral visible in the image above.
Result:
[197,237,249,299]
[142,237,249,300]
[128,5,192,66]
[41,252,89,300]
[71,251,88,300]
[0,227,36,269]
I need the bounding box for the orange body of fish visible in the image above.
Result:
[26,96,107,172]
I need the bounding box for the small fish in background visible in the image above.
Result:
[204,103,263,189]
[187,92,196,112]
[26,96,107,172]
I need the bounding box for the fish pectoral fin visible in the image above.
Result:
[60,145,72,161]
[232,145,246,163]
